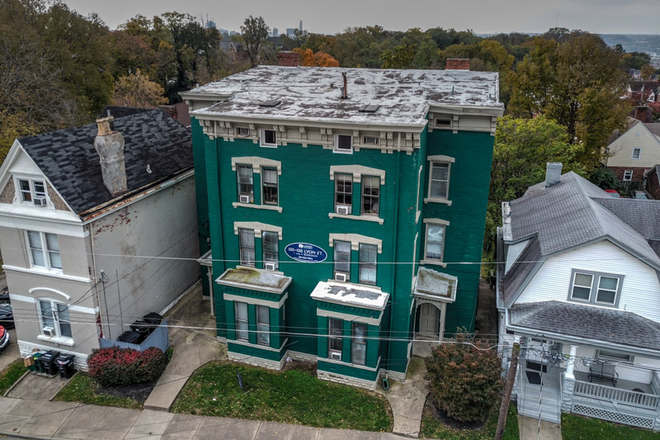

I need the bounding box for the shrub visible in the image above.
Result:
[424,330,503,423]
[88,346,168,387]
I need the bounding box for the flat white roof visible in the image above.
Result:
[311,281,389,310]
[189,66,502,127]
[216,267,292,294]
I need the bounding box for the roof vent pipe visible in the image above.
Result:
[545,162,563,188]
[341,72,348,99]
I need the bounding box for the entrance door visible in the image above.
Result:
[418,303,439,338]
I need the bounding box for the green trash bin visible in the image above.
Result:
[32,351,45,373]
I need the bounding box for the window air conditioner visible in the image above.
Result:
[330,351,342,360]
[336,205,351,215]
[334,272,348,282]
[265,262,277,271]
[34,197,47,207]
[42,326,55,337]
[239,195,251,204]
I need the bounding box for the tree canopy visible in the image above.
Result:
[241,16,269,67]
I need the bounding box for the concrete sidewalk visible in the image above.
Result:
[0,396,412,440]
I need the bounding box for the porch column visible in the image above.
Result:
[562,344,578,413]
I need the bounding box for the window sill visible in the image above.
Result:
[3,265,91,284]
[421,259,447,268]
[328,213,384,225]
[320,356,379,371]
[37,334,74,346]
[424,197,452,206]
[232,202,283,213]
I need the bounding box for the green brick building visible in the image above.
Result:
[181,62,503,388]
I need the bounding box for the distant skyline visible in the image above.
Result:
[62,0,660,35]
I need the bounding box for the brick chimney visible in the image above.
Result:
[94,116,128,196]
[277,51,300,67]
[446,58,470,70]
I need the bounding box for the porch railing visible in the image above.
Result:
[574,380,660,409]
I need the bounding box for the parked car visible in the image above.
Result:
[632,190,650,199]
[0,325,9,352]
[605,189,620,198]
[0,303,13,329]
[0,286,7,303]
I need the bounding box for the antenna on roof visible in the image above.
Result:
[341,72,348,99]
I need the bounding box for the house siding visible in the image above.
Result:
[606,124,660,170]
[516,241,660,322]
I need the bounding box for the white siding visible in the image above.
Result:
[516,240,660,322]
[607,124,660,168]
[505,239,529,274]
[572,346,660,384]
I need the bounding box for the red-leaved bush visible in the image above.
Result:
[87,346,168,387]
[424,330,503,423]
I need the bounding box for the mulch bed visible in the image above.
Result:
[427,398,488,431]
[96,380,158,404]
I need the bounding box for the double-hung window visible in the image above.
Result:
[569,270,622,307]
[623,170,633,181]
[352,322,367,365]
[27,231,61,271]
[632,148,642,159]
[257,305,270,346]
[38,299,71,338]
[237,165,254,203]
[18,179,46,205]
[430,163,450,199]
[334,240,351,278]
[359,243,377,285]
[426,225,445,261]
[362,176,380,215]
[262,231,279,270]
[335,173,353,214]
[262,168,278,205]
[328,318,343,359]
[239,229,255,266]
[235,302,249,341]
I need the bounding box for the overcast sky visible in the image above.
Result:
[62,0,659,35]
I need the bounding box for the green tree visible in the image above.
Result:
[425,330,502,423]
[241,15,269,67]
[113,70,167,108]
[508,33,630,165]
[381,45,415,69]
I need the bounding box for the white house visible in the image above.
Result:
[0,109,200,369]
[498,163,660,430]
[605,120,660,183]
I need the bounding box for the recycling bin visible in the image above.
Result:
[32,351,46,373]
[56,354,76,379]
[40,350,60,375]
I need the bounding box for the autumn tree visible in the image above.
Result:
[113,70,167,108]
[241,15,269,67]
[508,33,630,165]
[292,48,339,67]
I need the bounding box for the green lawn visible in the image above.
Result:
[421,402,519,439]
[562,414,660,439]
[0,359,28,395]
[171,361,392,432]
[54,372,143,410]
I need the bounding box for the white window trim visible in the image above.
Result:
[363,136,379,146]
[36,297,74,345]
[623,170,633,181]
[234,222,282,240]
[424,155,454,205]
[260,129,278,148]
[334,134,353,154]
[421,219,449,267]
[261,167,279,207]
[596,349,634,363]
[329,234,382,253]
[236,127,251,137]
[256,304,270,346]
[25,230,62,273]
[328,166,385,224]
[14,175,49,207]
[632,148,642,159]
[232,157,283,212]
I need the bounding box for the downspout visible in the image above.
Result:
[386,140,402,379]
[86,223,104,339]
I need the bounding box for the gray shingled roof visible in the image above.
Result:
[594,197,660,240]
[509,301,660,351]
[645,123,660,138]
[18,110,193,215]
[508,172,660,266]
[500,237,541,308]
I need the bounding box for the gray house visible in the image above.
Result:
[498,163,660,430]
[0,109,199,369]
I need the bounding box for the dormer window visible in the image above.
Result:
[17,178,47,206]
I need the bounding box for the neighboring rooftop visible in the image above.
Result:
[216,267,292,294]
[509,301,660,352]
[311,281,389,310]
[18,110,193,215]
[188,66,502,127]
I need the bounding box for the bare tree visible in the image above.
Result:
[241,15,269,67]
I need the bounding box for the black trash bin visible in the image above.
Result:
[142,312,162,325]
[40,350,60,375]
[117,330,142,344]
[56,354,76,379]
[130,320,152,341]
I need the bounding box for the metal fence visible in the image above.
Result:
[99,320,169,353]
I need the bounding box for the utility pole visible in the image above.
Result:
[495,342,520,440]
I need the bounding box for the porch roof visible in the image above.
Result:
[311,281,389,311]
[414,267,457,302]
[509,301,660,352]
[216,267,292,294]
